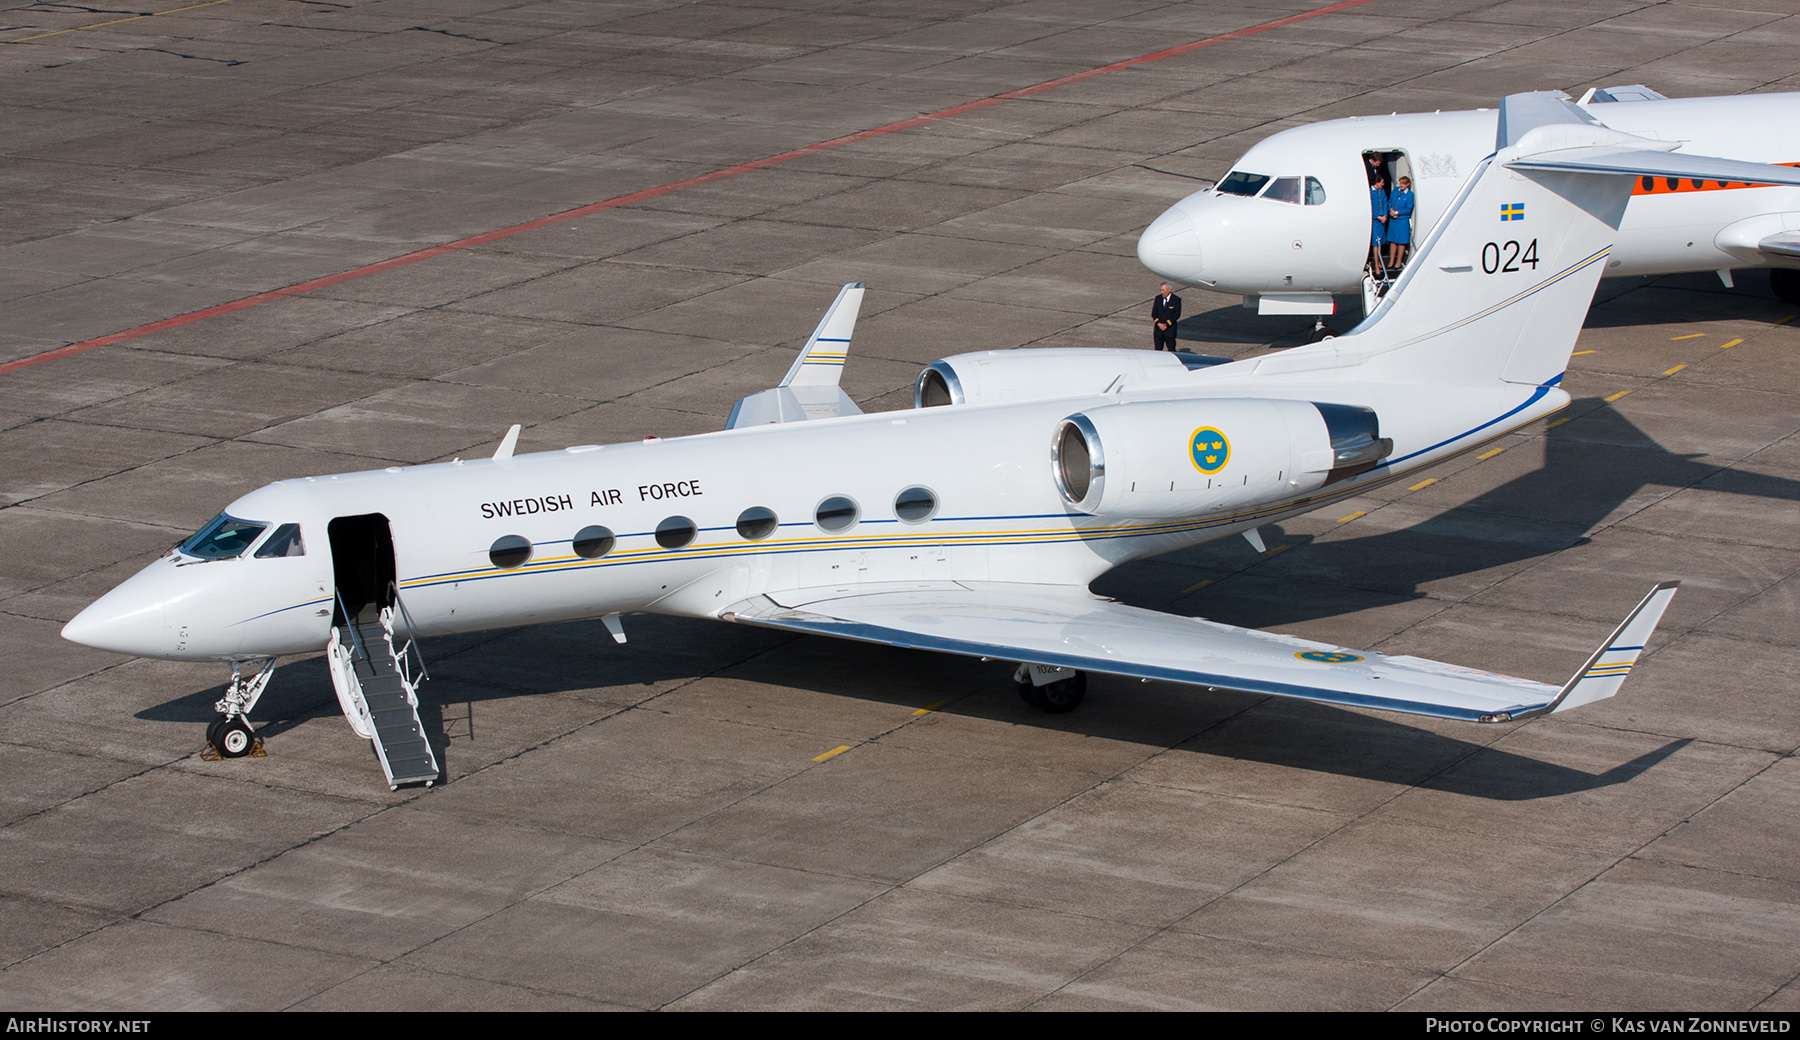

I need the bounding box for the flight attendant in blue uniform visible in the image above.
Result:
[1370,176,1388,271]
[1386,175,1414,271]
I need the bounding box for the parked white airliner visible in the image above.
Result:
[1138,86,1800,325]
[67,93,1800,789]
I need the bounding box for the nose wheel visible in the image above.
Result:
[206,715,258,758]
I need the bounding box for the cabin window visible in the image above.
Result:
[489,535,532,569]
[1263,177,1302,204]
[736,507,778,540]
[179,514,267,560]
[572,526,615,559]
[815,496,859,533]
[1216,171,1270,197]
[894,486,937,523]
[656,516,697,549]
[254,523,305,559]
[1305,177,1327,206]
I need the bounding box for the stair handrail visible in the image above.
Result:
[334,589,370,665]
[386,582,431,685]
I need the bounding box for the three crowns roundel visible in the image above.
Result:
[1190,427,1229,474]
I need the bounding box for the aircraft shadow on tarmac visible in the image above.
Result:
[1175,269,1790,349]
[138,400,1787,799]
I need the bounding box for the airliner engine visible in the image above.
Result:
[914,348,1229,408]
[1051,399,1391,519]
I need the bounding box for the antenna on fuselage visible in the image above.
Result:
[493,424,521,460]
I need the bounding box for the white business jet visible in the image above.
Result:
[65,92,1800,790]
[1138,87,1800,331]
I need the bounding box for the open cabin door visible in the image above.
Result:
[328,513,395,625]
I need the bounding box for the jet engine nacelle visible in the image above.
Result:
[1051,398,1392,519]
[915,348,1228,408]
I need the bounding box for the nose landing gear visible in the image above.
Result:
[206,658,274,759]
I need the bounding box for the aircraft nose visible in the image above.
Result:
[1137,205,1202,281]
[62,563,173,657]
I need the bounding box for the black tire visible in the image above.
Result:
[1772,269,1800,305]
[1018,672,1087,713]
[205,716,225,751]
[215,717,254,758]
[1306,325,1338,344]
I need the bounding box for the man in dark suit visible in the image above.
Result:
[1151,283,1181,351]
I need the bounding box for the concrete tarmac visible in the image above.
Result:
[2,0,1798,1012]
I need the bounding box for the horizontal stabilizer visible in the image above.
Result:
[727,281,866,429]
[1507,150,1800,189]
[720,581,1671,723]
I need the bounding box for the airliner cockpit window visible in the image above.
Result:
[1263,177,1302,204]
[1305,177,1327,206]
[254,524,305,559]
[179,514,267,560]
[1215,171,1270,196]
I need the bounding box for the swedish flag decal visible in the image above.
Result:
[1501,202,1525,221]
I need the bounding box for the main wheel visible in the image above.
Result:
[1772,269,1800,305]
[1306,325,1338,344]
[205,716,226,751]
[1017,672,1087,713]
[214,717,255,758]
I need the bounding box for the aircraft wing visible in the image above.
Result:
[723,580,1677,723]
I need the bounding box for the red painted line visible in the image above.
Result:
[1,0,1380,377]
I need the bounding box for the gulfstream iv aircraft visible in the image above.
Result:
[1138,87,1800,323]
[68,92,1800,790]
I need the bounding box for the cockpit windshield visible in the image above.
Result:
[1215,171,1270,196]
[178,514,267,560]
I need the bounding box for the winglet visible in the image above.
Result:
[781,282,865,388]
[1502,581,1680,721]
[726,282,867,429]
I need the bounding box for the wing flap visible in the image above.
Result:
[727,582,1564,722]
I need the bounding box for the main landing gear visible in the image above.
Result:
[1773,269,1800,306]
[1013,663,1087,713]
[208,658,275,759]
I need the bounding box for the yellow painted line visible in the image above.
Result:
[812,745,852,763]
[1776,315,1795,325]
[911,700,949,717]
[1476,447,1505,460]
[1603,390,1631,402]
[1264,544,1292,556]
[1670,333,1705,340]
[1719,338,1743,349]
[1662,364,1687,375]
[1179,578,1214,595]
[1570,350,1596,356]
[1,0,238,43]
[1545,416,1572,429]
[1337,511,1366,523]
[1408,478,1437,491]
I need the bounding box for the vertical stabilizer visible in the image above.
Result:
[1350,93,1637,389]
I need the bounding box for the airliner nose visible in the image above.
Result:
[1137,204,1202,282]
[62,564,172,657]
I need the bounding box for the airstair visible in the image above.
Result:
[326,592,439,790]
